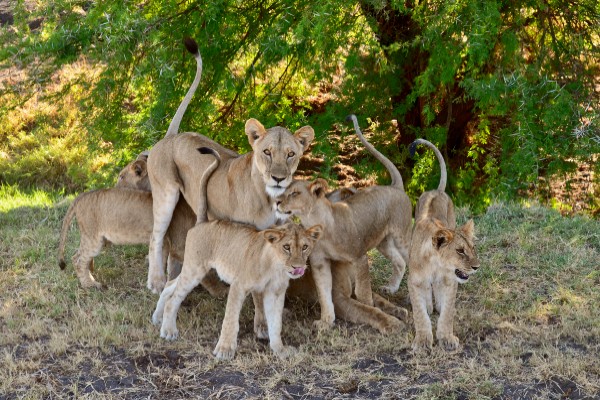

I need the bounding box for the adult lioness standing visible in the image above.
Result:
[146,39,315,293]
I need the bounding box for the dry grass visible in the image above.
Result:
[0,186,599,399]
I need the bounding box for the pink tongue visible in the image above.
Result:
[292,267,305,276]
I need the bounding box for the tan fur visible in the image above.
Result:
[113,153,227,293]
[276,117,412,328]
[152,149,322,359]
[57,158,226,296]
[407,139,480,351]
[145,42,314,294]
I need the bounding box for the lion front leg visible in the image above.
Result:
[408,277,434,351]
[213,283,247,360]
[434,279,459,351]
[310,255,335,330]
[264,287,296,359]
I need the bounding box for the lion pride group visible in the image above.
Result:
[58,39,480,360]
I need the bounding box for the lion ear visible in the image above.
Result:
[305,224,323,241]
[294,125,315,152]
[133,160,147,177]
[309,179,329,198]
[245,118,267,146]
[432,229,454,249]
[263,229,285,244]
[136,150,150,162]
[461,219,475,239]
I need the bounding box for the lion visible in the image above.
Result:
[152,148,323,360]
[57,151,226,296]
[406,139,480,351]
[113,152,227,290]
[145,38,315,294]
[116,151,151,191]
[276,115,412,329]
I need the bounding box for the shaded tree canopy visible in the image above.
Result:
[0,0,598,210]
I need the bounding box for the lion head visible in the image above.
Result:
[263,222,323,279]
[429,219,480,283]
[245,119,314,198]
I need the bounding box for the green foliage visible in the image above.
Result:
[0,0,597,213]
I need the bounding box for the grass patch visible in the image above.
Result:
[0,189,599,398]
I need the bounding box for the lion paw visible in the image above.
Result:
[411,332,434,352]
[381,284,399,295]
[151,310,162,326]
[381,318,405,334]
[313,319,334,331]
[273,345,297,359]
[147,276,166,294]
[391,306,409,322]
[254,324,269,340]
[81,280,104,290]
[213,343,237,360]
[438,335,460,351]
[160,325,179,341]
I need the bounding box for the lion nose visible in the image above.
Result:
[272,176,285,184]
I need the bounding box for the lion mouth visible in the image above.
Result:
[288,266,306,278]
[455,269,469,281]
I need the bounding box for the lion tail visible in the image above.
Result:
[165,37,203,137]
[409,138,447,191]
[58,196,79,269]
[195,147,221,224]
[346,114,404,191]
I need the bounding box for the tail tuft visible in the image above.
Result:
[59,260,66,270]
[409,141,419,158]
[184,37,199,56]
[345,114,355,123]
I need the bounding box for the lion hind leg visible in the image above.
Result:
[377,236,407,294]
[148,186,180,294]
[333,291,404,334]
[372,293,409,322]
[73,237,104,289]
[160,268,204,341]
[351,256,374,306]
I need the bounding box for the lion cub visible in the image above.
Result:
[57,154,225,296]
[276,115,412,329]
[152,148,323,360]
[407,139,480,351]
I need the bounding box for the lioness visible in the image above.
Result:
[407,139,480,351]
[276,115,412,328]
[152,148,323,360]
[146,39,314,294]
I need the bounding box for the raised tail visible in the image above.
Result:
[58,197,79,269]
[165,37,203,137]
[346,114,404,191]
[409,138,447,191]
[195,147,221,224]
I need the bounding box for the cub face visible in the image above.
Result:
[245,119,315,198]
[275,178,329,219]
[263,222,323,279]
[432,219,480,283]
[116,151,152,192]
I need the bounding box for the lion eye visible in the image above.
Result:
[291,191,299,197]
[264,149,271,156]
[287,151,295,158]
[457,249,466,256]
[302,244,308,251]
[283,244,290,251]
